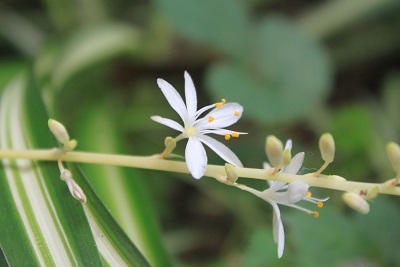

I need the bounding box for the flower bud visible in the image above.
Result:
[61,169,86,203]
[225,163,238,184]
[64,139,78,151]
[266,135,283,167]
[319,133,335,163]
[66,178,87,203]
[48,119,70,145]
[365,187,379,200]
[342,192,370,214]
[386,142,400,173]
[164,137,176,152]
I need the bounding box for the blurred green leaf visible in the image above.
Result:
[284,197,400,267]
[239,227,282,267]
[382,72,400,133]
[49,23,140,89]
[207,16,331,123]
[156,0,249,57]
[329,104,375,179]
[0,71,149,266]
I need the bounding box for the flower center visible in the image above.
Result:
[186,127,196,136]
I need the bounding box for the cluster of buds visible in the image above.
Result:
[48,119,86,203]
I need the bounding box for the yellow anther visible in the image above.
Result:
[208,116,215,122]
[306,191,312,197]
[234,111,240,116]
[317,202,323,208]
[221,98,226,104]
[232,132,239,138]
[216,102,223,108]
[225,134,231,140]
[314,212,320,218]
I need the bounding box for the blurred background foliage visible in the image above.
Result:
[1,0,400,266]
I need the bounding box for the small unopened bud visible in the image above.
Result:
[225,163,238,184]
[61,169,86,203]
[164,137,176,152]
[283,149,292,166]
[342,192,370,214]
[48,119,70,145]
[266,135,283,167]
[386,142,400,173]
[319,133,335,163]
[64,139,77,151]
[66,179,87,203]
[365,187,379,200]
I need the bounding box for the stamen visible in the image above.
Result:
[232,132,239,138]
[225,134,231,140]
[216,98,227,108]
[317,202,323,208]
[208,116,215,122]
[306,191,312,197]
[234,111,240,116]
[314,211,320,218]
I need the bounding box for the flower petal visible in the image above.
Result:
[282,152,304,174]
[197,103,243,129]
[185,137,207,179]
[286,180,309,203]
[157,78,188,123]
[198,135,242,167]
[199,129,247,136]
[284,139,292,151]
[151,116,184,132]
[271,201,285,259]
[184,71,197,122]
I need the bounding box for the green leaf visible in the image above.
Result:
[76,104,172,267]
[207,15,331,123]
[47,23,140,89]
[0,71,149,266]
[156,0,250,57]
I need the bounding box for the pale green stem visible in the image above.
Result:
[1,149,400,196]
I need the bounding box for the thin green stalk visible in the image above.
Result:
[0,149,399,196]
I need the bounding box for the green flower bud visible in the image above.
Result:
[266,135,283,167]
[319,133,335,163]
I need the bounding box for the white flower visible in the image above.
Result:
[151,71,245,179]
[237,141,328,258]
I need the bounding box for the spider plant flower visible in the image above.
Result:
[237,151,328,258]
[151,71,245,179]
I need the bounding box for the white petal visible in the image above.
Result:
[270,201,285,258]
[284,139,292,151]
[157,78,188,123]
[286,180,309,204]
[268,181,288,192]
[200,103,243,129]
[199,129,247,136]
[198,135,242,167]
[151,116,184,132]
[184,71,197,121]
[195,103,216,119]
[282,152,304,174]
[185,137,207,179]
